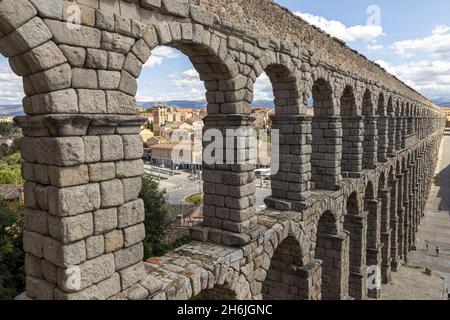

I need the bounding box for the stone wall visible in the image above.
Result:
[0,0,445,300]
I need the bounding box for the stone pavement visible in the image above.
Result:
[408,135,450,295]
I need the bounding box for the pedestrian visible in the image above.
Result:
[436,246,440,257]
[425,241,429,252]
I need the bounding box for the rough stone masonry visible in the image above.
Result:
[0,0,445,300]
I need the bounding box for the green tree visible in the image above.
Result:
[139,177,169,258]
[0,152,23,184]
[0,199,25,300]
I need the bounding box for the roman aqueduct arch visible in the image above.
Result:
[0,0,445,300]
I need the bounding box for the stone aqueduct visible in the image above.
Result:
[1,0,445,300]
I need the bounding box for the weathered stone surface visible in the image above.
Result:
[119,261,146,290]
[89,162,116,182]
[48,165,89,188]
[23,231,44,258]
[94,208,118,235]
[124,284,149,300]
[43,237,86,267]
[122,135,143,159]
[101,31,134,54]
[123,223,145,247]
[86,48,108,69]
[106,91,136,114]
[82,136,101,163]
[26,276,54,300]
[48,184,101,216]
[0,0,37,34]
[59,45,86,67]
[32,137,84,166]
[101,135,124,161]
[122,177,142,202]
[78,89,107,113]
[86,235,105,259]
[119,70,138,95]
[29,89,78,114]
[105,230,124,253]
[115,159,144,178]
[114,243,143,270]
[190,5,216,26]
[0,17,52,57]
[117,199,145,228]
[28,63,72,94]
[24,209,48,235]
[58,253,115,292]
[107,52,125,70]
[140,275,164,295]
[15,41,67,75]
[100,179,124,207]
[96,272,121,299]
[45,19,101,48]
[98,70,121,89]
[29,0,63,20]
[72,68,98,89]
[41,259,57,284]
[58,213,94,243]
[96,9,115,31]
[140,0,162,10]
[162,0,189,18]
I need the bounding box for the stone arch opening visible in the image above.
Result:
[262,236,319,300]
[362,89,376,170]
[137,45,206,172]
[377,172,391,283]
[395,100,402,151]
[135,32,259,245]
[377,93,388,162]
[389,165,399,271]
[340,85,361,177]
[400,102,407,148]
[197,285,238,300]
[310,78,340,191]
[387,96,396,156]
[364,181,381,297]
[406,103,413,135]
[344,191,367,299]
[315,211,348,300]
[255,63,308,207]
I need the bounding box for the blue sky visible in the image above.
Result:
[1,1,450,105]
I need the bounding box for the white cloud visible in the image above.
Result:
[137,69,276,102]
[294,11,383,42]
[254,72,274,101]
[144,46,181,68]
[137,68,206,101]
[376,59,450,99]
[0,60,24,105]
[390,25,450,57]
[368,43,383,52]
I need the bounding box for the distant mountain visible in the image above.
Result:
[252,100,275,108]
[433,98,450,108]
[0,105,24,117]
[137,100,207,109]
[0,99,276,116]
[137,100,275,110]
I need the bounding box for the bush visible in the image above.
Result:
[185,193,204,205]
[0,199,25,300]
[139,177,169,258]
[139,177,193,258]
[0,152,23,184]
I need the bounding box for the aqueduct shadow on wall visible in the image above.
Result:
[0,0,445,300]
